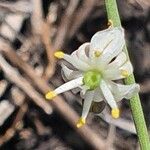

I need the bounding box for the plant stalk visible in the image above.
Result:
[105,0,150,149]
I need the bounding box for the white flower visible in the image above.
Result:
[45,27,140,128]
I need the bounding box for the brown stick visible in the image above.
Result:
[31,0,43,35]
[0,53,52,114]
[41,21,56,79]
[31,0,56,79]
[68,0,97,39]
[53,0,79,49]
[0,41,105,150]
[0,103,28,146]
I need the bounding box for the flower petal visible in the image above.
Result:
[63,53,90,71]
[93,88,104,102]
[100,80,118,109]
[71,87,81,94]
[61,63,82,80]
[76,42,90,62]
[103,69,121,80]
[90,28,115,57]
[81,90,94,119]
[54,77,83,95]
[103,61,133,80]
[90,27,125,65]
[107,52,127,69]
[107,81,140,101]
[61,70,82,96]
[99,27,125,65]
[80,85,90,99]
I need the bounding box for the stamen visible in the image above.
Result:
[121,70,129,77]
[54,51,64,59]
[45,91,57,100]
[94,51,102,57]
[107,19,113,28]
[76,117,86,128]
[111,108,120,119]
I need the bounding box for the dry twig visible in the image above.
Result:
[53,0,79,49]
[31,0,55,79]
[0,1,32,13]
[0,53,52,114]
[69,0,97,38]
[105,125,116,150]
[41,21,56,79]
[0,102,27,146]
[31,0,43,35]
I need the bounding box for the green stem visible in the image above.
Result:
[105,0,150,149]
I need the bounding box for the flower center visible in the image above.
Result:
[83,70,102,90]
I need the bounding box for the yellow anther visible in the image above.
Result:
[45,91,57,100]
[111,108,120,119]
[107,19,113,28]
[121,70,129,77]
[76,117,86,128]
[54,51,64,59]
[94,51,102,57]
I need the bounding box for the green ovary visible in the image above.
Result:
[83,70,102,90]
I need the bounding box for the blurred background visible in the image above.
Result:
[0,0,150,149]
